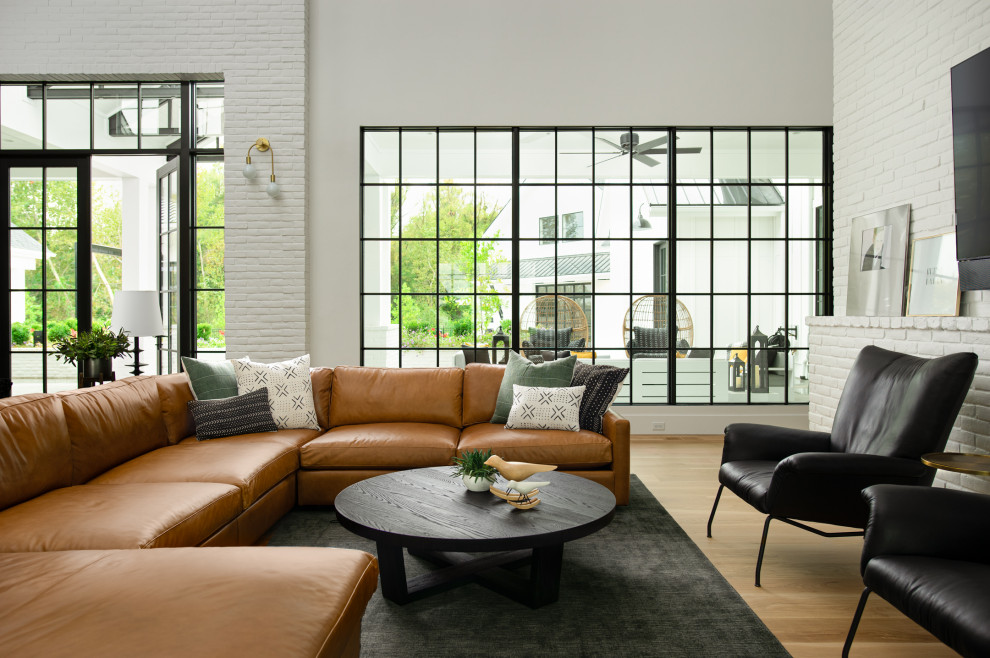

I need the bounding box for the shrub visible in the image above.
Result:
[11,322,31,346]
[197,323,212,341]
[450,318,473,337]
[66,318,78,331]
[46,321,71,343]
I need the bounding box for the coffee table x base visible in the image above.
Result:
[333,467,615,610]
[376,542,564,609]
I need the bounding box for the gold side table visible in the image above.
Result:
[921,452,990,476]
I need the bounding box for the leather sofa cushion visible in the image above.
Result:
[179,428,322,449]
[0,482,241,551]
[330,366,463,427]
[157,372,197,444]
[462,363,505,426]
[301,422,459,469]
[0,546,379,657]
[89,440,298,508]
[0,393,70,511]
[311,366,333,430]
[457,423,613,468]
[59,377,169,484]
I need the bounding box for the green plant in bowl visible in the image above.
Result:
[452,448,499,491]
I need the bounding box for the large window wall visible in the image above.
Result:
[3,82,224,395]
[361,128,831,405]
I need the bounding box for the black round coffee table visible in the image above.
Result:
[334,466,615,608]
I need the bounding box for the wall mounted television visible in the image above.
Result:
[951,45,990,290]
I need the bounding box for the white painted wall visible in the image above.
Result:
[309,0,831,432]
[308,2,833,346]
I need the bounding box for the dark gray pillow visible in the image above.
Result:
[632,326,668,350]
[568,337,586,350]
[527,327,573,350]
[570,362,630,433]
[188,388,278,440]
[461,345,491,365]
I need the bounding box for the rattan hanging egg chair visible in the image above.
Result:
[519,295,589,355]
[622,295,694,357]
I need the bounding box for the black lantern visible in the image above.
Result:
[729,355,746,392]
[750,325,770,394]
[491,329,510,364]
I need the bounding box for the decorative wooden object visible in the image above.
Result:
[505,480,551,509]
[484,455,557,481]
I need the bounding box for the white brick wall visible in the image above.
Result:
[0,0,307,362]
[833,0,990,318]
[809,317,990,493]
[829,1,990,493]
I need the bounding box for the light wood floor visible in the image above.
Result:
[632,436,956,658]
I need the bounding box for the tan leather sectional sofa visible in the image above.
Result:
[0,362,629,656]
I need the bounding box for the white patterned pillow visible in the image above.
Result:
[505,384,585,432]
[231,354,319,430]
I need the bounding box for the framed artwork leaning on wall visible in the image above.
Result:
[846,204,911,316]
[906,232,960,316]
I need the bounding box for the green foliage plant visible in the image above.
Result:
[47,321,72,343]
[197,323,212,341]
[11,322,31,346]
[451,448,499,483]
[53,326,131,366]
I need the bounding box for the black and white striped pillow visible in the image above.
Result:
[188,388,278,440]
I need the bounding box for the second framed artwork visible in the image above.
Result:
[906,233,961,316]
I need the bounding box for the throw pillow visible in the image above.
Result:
[570,362,630,433]
[187,388,277,440]
[505,384,585,431]
[526,327,573,350]
[490,351,577,424]
[632,326,668,350]
[232,354,320,430]
[568,337,586,350]
[180,356,238,400]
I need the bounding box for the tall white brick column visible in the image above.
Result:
[0,0,308,362]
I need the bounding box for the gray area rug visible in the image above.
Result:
[268,475,789,657]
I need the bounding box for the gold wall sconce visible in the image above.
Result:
[243,137,280,197]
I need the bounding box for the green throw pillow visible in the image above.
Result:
[490,351,577,424]
[181,356,238,400]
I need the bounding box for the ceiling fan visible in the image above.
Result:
[566,132,703,167]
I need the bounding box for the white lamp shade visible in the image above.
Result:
[243,162,258,179]
[110,291,165,337]
[266,181,280,198]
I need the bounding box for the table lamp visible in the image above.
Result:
[110,291,165,376]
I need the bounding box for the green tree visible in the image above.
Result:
[389,185,508,346]
[195,163,225,345]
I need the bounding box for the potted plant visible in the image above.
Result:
[451,448,500,492]
[53,326,131,381]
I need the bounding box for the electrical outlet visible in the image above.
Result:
[652,421,665,432]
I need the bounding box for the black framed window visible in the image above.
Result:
[360,127,832,405]
[2,81,223,395]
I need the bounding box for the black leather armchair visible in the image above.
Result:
[843,484,990,657]
[707,345,977,586]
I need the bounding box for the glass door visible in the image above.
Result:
[157,158,179,374]
[2,158,91,396]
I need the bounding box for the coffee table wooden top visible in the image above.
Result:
[334,467,616,553]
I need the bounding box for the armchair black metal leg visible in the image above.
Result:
[754,515,773,587]
[842,587,871,658]
[706,484,724,538]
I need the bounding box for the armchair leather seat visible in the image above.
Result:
[708,346,978,586]
[844,485,990,657]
